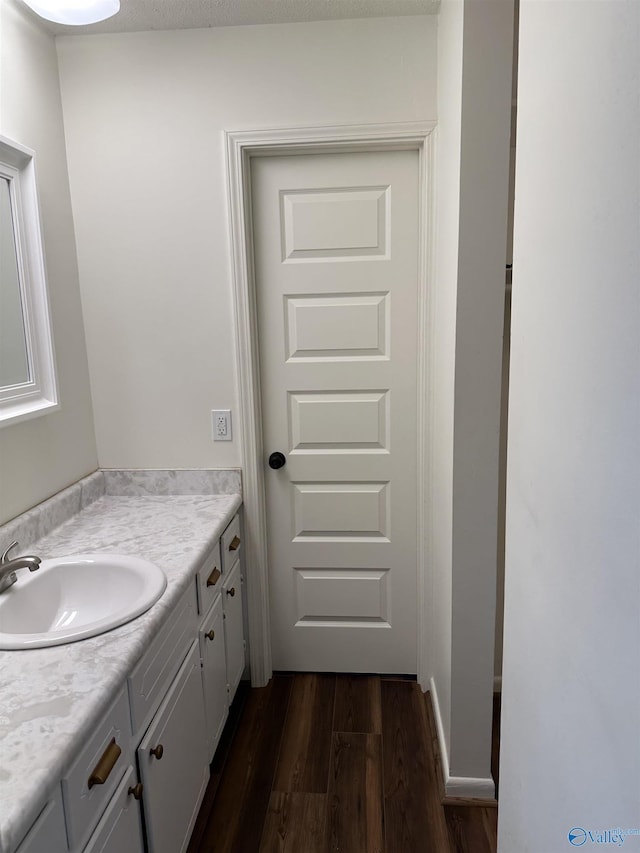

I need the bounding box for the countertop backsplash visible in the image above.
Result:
[0,469,242,554]
[102,468,241,497]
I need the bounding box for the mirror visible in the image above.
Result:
[0,136,58,426]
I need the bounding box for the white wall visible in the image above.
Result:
[56,16,437,470]
[429,0,512,794]
[0,0,97,525]
[449,0,512,784]
[499,1,640,850]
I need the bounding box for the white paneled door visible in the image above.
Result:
[251,149,419,673]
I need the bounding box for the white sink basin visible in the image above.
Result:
[0,554,167,649]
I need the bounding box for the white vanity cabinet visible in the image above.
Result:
[137,642,209,853]
[9,508,246,853]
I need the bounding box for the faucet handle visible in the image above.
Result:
[1,541,19,565]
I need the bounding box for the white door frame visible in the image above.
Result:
[225,122,435,688]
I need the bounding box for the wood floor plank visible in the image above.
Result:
[258,792,328,853]
[192,674,499,853]
[327,732,385,853]
[445,806,498,853]
[333,674,382,733]
[273,673,336,793]
[381,680,450,853]
[193,675,292,852]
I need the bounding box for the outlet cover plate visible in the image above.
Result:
[212,409,232,441]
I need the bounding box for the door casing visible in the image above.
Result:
[225,122,435,688]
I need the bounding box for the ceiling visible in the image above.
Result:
[38,0,440,36]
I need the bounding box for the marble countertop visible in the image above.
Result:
[0,491,242,853]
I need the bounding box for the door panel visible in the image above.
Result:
[281,186,389,260]
[252,149,419,673]
[294,569,390,623]
[285,293,389,358]
[289,391,388,450]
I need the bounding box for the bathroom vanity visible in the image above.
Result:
[0,471,245,853]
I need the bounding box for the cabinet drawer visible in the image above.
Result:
[83,766,144,853]
[128,581,197,738]
[61,687,131,852]
[138,641,209,853]
[221,514,241,574]
[196,541,222,616]
[16,787,67,853]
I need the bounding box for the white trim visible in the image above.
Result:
[430,677,496,800]
[445,775,496,800]
[418,126,438,692]
[429,676,451,782]
[225,121,435,688]
[0,135,59,427]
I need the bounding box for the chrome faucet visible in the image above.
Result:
[0,541,41,593]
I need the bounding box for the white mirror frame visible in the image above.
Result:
[0,135,59,427]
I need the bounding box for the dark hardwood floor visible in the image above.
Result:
[187,675,499,853]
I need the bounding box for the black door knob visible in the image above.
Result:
[268,452,286,470]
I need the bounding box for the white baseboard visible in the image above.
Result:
[429,676,496,800]
[445,775,496,799]
[429,676,451,781]
[494,675,502,692]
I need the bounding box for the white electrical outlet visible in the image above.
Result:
[212,409,232,441]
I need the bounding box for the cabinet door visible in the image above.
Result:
[138,641,209,853]
[83,766,144,853]
[200,595,229,762]
[222,560,245,702]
